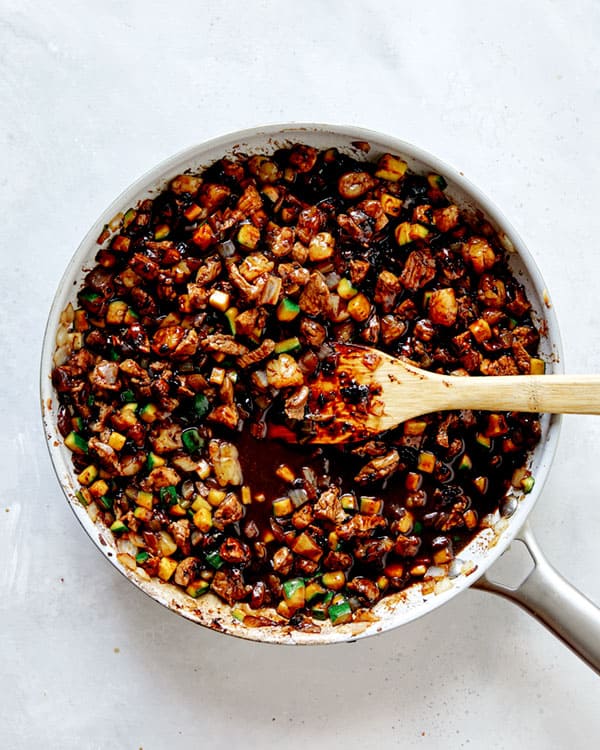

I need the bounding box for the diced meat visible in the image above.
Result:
[235,308,267,336]
[400,249,436,291]
[349,259,370,285]
[147,466,181,489]
[298,271,330,316]
[272,546,294,575]
[323,550,354,571]
[347,576,380,604]
[337,514,387,540]
[240,253,274,282]
[219,537,251,565]
[207,403,240,430]
[462,237,495,274]
[380,314,407,345]
[480,355,519,376]
[213,492,244,530]
[296,206,326,245]
[227,260,268,301]
[194,254,222,286]
[174,557,200,586]
[210,569,249,605]
[237,339,275,369]
[90,360,121,391]
[374,271,401,313]
[428,288,458,327]
[266,354,305,389]
[284,385,309,420]
[201,334,249,357]
[354,450,400,484]
[313,488,346,525]
[267,224,295,257]
[170,519,191,555]
[236,183,263,216]
[208,440,243,486]
[277,262,311,288]
[299,318,327,347]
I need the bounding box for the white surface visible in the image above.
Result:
[1,0,599,747]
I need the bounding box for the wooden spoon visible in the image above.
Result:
[305,343,600,444]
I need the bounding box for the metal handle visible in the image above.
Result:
[474,521,600,675]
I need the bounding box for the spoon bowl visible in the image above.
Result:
[306,343,600,444]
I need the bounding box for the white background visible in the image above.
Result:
[1,1,599,748]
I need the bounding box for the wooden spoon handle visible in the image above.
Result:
[433,374,600,414]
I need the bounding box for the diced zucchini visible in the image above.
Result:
[224,307,238,335]
[380,193,402,216]
[374,154,407,182]
[322,571,346,591]
[417,451,436,473]
[272,497,293,517]
[457,454,472,471]
[282,578,306,610]
[147,451,165,470]
[122,208,137,229]
[159,485,178,506]
[522,476,535,493]
[340,493,357,511]
[65,431,88,455]
[241,485,252,505]
[237,223,261,250]
[98,495,114,510]
[328,598,353,626]
[359,496,382,515]
[207,488,226,507]
[291,532,323,562]
[427,173,447,191]
[205,550,224,569]
[154,223,170,240]
[133,506,153,523]
[337,278,358,300]
[192,393,210,421]
[394,222,429,246]
[193,506,212,532]
[311,592,333,620]
[274,336,301,354]
[75,489,91,506]
[347,293,371,322]
[182,427,204,454]
[140,403,159,423]
[77,464,98,486]
[186,580,210,598]
[158,557,178,581]
[135,490,154,510]
[305,581,327,604]
[120,389,136,403]
[209,289,230,312]
[135,551,150,564]
[110,520,128,533]
[529,357,545,375]
[108,431,127,451]
[106,300,128,325]
[475,433,492,450]
[89,479,109,498]
[276,298,300,322]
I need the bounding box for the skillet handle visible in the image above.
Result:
[473,521,600,675]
